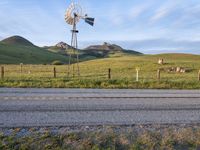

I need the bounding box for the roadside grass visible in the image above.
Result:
[1,127,200,150]
[0,54,200,89]
[1,78,200,89]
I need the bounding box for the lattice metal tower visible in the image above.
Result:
[65,2,94,77]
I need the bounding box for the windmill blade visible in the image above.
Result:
[65,2,82,25]
[84,17,95,26]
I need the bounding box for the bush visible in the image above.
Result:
[51,60,64,65]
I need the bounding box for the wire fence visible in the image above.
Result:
[1,65,200,82]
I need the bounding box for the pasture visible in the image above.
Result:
[0,54,200,89]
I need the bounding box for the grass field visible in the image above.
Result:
[0,53,200,89]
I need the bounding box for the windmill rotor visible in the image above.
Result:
[65,3,83,25]
[65,2,95,26]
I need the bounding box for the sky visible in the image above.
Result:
[0,0,200,54]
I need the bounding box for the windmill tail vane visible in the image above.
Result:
[84,17,95,26]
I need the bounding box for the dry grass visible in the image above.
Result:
[1,126,200,150]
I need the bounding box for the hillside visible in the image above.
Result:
[82,42,142,58]
[45,42,73,55]
[0,36,68,64]
[46,42,142,61]
[1,36,34,46]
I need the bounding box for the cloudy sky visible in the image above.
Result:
[0,0,200,54]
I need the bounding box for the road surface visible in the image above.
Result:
[0,88,200,127]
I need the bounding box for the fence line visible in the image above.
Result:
[1,65,200,82]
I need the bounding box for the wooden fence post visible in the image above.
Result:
[1,66,4,79]
[136,67,140,82]
[67,65,70,78]
[108,68,111,79]
[20,63,23,74]
[157,69,161,80]
[28,65,31,74]
[53,67,56,78]
[136,70,139,82]
[198,70,200,81]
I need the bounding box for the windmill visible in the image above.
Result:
[65,2,95,77]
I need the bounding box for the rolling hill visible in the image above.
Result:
[0,36,68,64]
[44,42,73,55]
[1,35,199,66]
[0,36,141,64]
[46,42,142,61]
[1,36,34,46]
[82,42,142,58]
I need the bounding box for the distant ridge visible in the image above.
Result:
[0,35,142,64]
[44,42,73,56]
[45,41,142,61]
[1,36,34,46]
[55,42,73,50]
[84,42,142,55]
[85,42,124,51]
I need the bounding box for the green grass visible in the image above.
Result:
[1,126,200,150]
[0,53,200,89]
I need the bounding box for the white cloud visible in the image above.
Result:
[129,3,150,19]
[106,3,150,26]
[172,3,200,28]
[150,1,178,23]
[151,9,168,22]
[111,16,124,26]
[108,6,125,26]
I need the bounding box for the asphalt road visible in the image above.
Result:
[0,88,200,127]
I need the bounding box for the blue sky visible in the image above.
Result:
[0,0,200,54]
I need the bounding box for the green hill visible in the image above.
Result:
[44,42,73,55]
[81,42,142,59]
[46,42,142,61]
[1,36,34,46]
[0,36,68,64]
